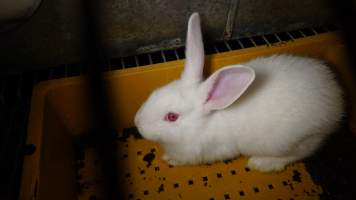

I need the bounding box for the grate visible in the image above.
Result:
[136,54,151,66]
[163,50,178,62]
[325,24,339,32]
[103,60,111,72]
[251,36,267,46]
[264,34,281,43]
[239,37,255,48]
[150,51,164,64]
[205,44,218,55]
[299,28,316,37]
[175,47,185,59]
[51,65,67,79]
[76,128,322,200]
[289,30,304,39]
[226,40,243,50]
[110,58,124,70]
[36,68,51,82]
[276,32,293,41]
[2,25,337,84]
[215,41,230,52]
[313,27,327,34]
[123,56,138,68]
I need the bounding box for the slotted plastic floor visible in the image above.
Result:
[20,32,355,200]
[77,129,322,200]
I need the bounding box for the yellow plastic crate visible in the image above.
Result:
[20,32,354,200]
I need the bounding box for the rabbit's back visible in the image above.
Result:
[223,54,343,156]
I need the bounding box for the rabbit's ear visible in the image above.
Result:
[181,12,205,85]
[200,66,255,111]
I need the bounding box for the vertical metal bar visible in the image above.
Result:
[174,49,180,60]
[261,35,271,45]
[161,50,167,62]
[134,56,139,67]
[299,30,306,37]
[249,37,257,47]
[237,39,245,48]
[213,45,219,53]
[274,33,282,42]
[148,53,153,64]
[81,1,120,199]
[310,28,318,35]
[224,41,232,51]
[121,57,125,69]
[286,32,295,40]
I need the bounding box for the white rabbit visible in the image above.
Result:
[134,13,344,172]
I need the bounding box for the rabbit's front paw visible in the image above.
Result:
[162,154,183,166]
[247,156,295,172]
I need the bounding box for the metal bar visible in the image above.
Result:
[224,41,232,51]
[286,32,295,40]
[274,33,282,42]
[174,49,180,60]
[310,28,318,35]
[161,50,167,62]
[237,39,245,48]
[299,30,306,37]
[249,37,257,47]
[121,57,125,69]
[81,1,120,199]
[213,45,219,53]
[148,53,153,64]
[261,35,271,45]
[134,56,139,67]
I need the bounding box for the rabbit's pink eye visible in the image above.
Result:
[164,112,179,122]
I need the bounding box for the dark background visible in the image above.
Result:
[0,0,335,74]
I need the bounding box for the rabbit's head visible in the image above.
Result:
[134,13,255,144]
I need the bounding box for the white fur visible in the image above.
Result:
[134,13,344,172]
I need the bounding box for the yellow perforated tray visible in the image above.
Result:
[77,135,321,200]
[20,32,354,200]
